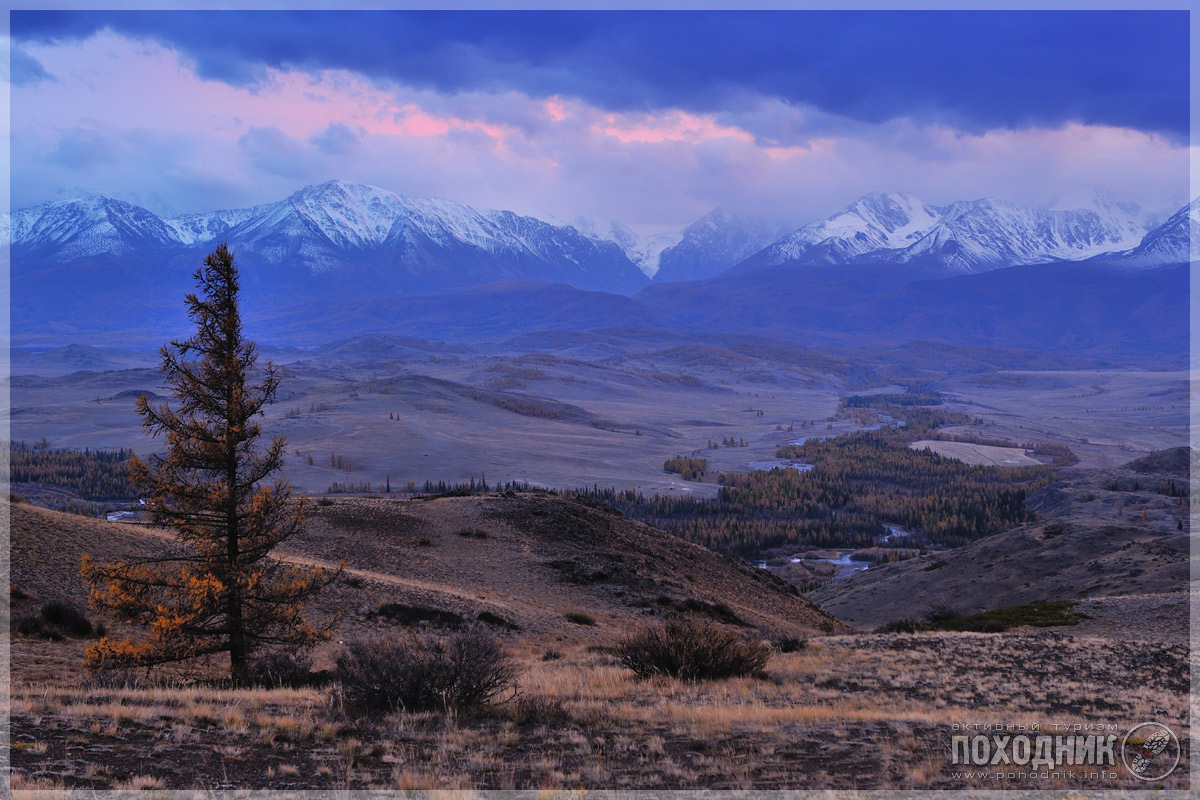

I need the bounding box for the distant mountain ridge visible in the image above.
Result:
[1111,199,1200,268]
[7,182,1191,294]
[7,182,1192,357]
[8,180,651,295]
[741,189,1181,275]
[652,209,795,283]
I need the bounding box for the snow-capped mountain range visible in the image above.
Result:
[7,181,651,295]
[9,181,1188,356]
[6,181,1193,302]
[1115,198,1200,268]
[743,189,1178,275]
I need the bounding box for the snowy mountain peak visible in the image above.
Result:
[4,194,180,258]
[693,207,731,229]
[1116,196,1200,268]
[282,180,421,249]
[9,184,1191,290]
[893,195,1166,272]
[757,191,944,266]
[9,182,652,293]
[747,188,1182,275]
[650,208,794,283]
[846,192,942,242]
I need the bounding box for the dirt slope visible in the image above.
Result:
[289,491,846,643]
[9,491,845,681]
[808,516,1190,634]
[809,452,1192,637]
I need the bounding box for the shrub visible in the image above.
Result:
[476,611,520,631]
[875,618,921,634]
[337,626,519,714]
[15,601,99,640]
[369,602,463,628]
[85,668,146,690]
[246,651,314,688]
[511,695,569,725]
[925,601,1089,632]
[40,601,94,637]
[564,611,596,626]
[678,598,750,627]
[924,602,959,623]
[14,615,61,641]
[456,528,488,539]
[616,618,771,680]
[776,636,808,653]
[963,620,1008,633]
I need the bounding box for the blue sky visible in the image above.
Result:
[10,9,1192,225]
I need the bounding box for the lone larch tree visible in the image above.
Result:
[82,243,334,684]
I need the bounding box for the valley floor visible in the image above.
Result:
[7,349,1192,793]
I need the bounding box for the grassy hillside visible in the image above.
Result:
[809,453,1192,635]
[8,492,1190,790]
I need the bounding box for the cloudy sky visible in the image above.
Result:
[10,10,1192,227]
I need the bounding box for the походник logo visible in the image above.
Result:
[1120,722,1179,781]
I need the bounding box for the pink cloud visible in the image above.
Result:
[593,110,754,145]
[762,139,837,160]
[12,31,1190,227]
[544,97,568,122]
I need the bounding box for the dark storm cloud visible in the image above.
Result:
[12,10,1189,139]
[10,45,55,86]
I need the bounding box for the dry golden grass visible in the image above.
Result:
[8,488,1190,791]
[10,630,1189,791]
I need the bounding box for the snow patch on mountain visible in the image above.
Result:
[1115,198,1200,268]
[8,182,1191,286]
[5,195,180,260]
[553,214,685,277]
[165,205,271,246]
[754,189,1176,274]
[760,192,945,266]
[651,208,793,283]
[896,195,1167,272]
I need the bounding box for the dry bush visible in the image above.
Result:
[40,601,95,636]
[337,626,519,714]
[14,600,102,641]
[924,602,959,623]
[775,636,808,653]
[616,618,771,680]
[511,695,570,726]
[246,650,314,688]
[369,602,463,628]
[875,618,921,634]
[476,610,520,631]
[84,668,147,690]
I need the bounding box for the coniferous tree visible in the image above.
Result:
[82,244,335,684]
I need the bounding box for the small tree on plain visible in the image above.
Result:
[82,243,336,684]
